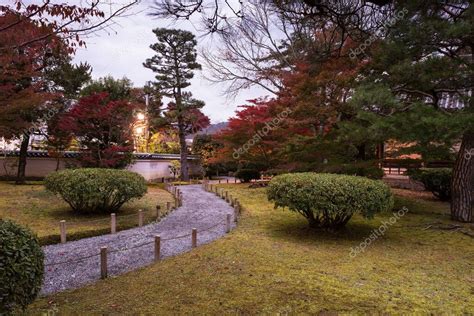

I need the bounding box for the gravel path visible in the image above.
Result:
[41,185,235,295]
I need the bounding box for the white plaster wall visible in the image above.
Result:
[0,157,202,181]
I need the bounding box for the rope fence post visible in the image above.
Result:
[100,247,108,279]
[226,213,231,233]
[138,209,144,227]
[154,235,161,261]
[59,220,66,244]
[156,205,161,220]
[166,201,171,212]
[235,199,241,215]
[111,213,116,234]
[226,179,229,184]
[225,191,229,201]
[192,228,197,248]
[234,204,239,223]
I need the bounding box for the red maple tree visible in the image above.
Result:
[58,92,138,168]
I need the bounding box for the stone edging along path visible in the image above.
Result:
[41,184,238,295]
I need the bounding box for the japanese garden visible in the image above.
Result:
[0,0,472,314]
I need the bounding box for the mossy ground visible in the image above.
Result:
[26,184,474,314]
[0,182,174,245]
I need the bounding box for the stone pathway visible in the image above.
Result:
[41,185,235,295]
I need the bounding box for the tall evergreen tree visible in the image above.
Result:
[351,1,473,222]
[144,28,202,180]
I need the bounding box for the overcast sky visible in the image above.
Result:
[72,1,268,123]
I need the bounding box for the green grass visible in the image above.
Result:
[28,184,474,314]
[0,181,175,245]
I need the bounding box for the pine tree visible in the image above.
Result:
[351,1,473,222]
[144,28,202,180]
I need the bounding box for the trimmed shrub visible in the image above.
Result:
[408,168,452,201]
[262,169,288,177]
[323,162,384,179]
[45,168,147,213]
[0,220,44,314]
[267,173,394,228]
[235,168,261,183]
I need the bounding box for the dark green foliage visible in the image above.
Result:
[323,161,384,179]
[235,169,261,183]
[143,28,201,96]
[45,168,147,213]
[143,28,205,181]
[0,220,44,314]
[408,168,452,201]
[267,173,394,228]
[81,76,133,101]
[262,169,289,177]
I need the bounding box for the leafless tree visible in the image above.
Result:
[199,1,303,97]
[0,0,140,50]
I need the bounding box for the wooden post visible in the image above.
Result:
[226,213,231,233]
[234,204,239,222]
[100,247,108,279]
[226,179,229,184]
[192,228,197,248]
[154,235,161,261]
[234,178,237,183]
[111,213,116,234]
[156,205,161,220]
[166,201,171,212]
[219,179,221,184]
[229,195,233,206]
[59,220,66,244]
[237,202,242,214]
[225,191,229,202]
[138,209,144,227]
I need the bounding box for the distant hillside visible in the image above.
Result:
[199,122,228,135]
[186,122,228,141]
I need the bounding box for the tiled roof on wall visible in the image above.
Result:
[0,151,199,160]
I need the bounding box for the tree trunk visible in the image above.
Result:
[177,117,189,181]
[450,129,474,222]
[16,134,30,185]
[356,143,366,160]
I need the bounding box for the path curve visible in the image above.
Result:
[41,184,235,295]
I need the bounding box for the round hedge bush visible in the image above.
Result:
[45,168,147,213]
[407,168,451,201]
[267,173,394,228]
[0,220,44,314]
[235,168,260,183]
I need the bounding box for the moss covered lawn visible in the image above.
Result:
[26,184,474,314]
[0,182,174,245]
